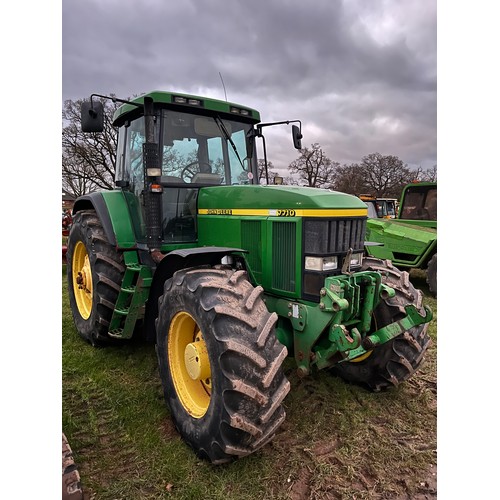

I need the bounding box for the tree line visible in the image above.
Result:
[286,143,436,198]
[63,97,436,199]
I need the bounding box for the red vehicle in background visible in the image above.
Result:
[62,210,73,236]
[62,210,73,262]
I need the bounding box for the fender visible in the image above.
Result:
[72,191,138,248]
[144,246,247,342]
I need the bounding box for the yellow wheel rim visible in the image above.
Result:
[72,241,93,320]
[168,312,212,418]
[350,351,373,363]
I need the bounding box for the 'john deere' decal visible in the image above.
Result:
[207,209,233,215]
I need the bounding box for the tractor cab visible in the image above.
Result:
[116,107,259,243]
[398,182,437,222]
[112,95,261,245]
[81,91,302,248]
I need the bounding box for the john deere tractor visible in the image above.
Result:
[67,90,432,464]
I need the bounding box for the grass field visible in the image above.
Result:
[62,266,437,499]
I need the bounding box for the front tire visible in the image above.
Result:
[331,258,431,392]
[156,267,290,464]
[67,210,125,346]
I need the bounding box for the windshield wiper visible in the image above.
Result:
[214,116,246,170]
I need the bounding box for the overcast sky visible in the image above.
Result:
[4,3,500,496]
[62,0,436,176]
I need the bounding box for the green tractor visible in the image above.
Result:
[66,90,433,464]
[364,182,437,296]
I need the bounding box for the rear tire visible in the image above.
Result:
[156,267,290,464]
[331,258,431,392]
[67,210,125,346]
[426,253,437,297]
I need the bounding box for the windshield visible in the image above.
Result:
[160,110,255,185]
[386,202,396,217]
[400,186,437,220]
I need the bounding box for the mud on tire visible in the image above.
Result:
[426,253,437,297]
[155,266,290,464]
[331,257,431,392]
[62,433,83,500]
[67,210,125,346]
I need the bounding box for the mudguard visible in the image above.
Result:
[72,191,138,248]
[143,246,248,342]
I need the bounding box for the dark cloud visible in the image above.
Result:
[63,0,436,171]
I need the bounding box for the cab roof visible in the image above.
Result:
[112,90,261,126]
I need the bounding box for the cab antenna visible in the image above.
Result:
[219,72,228,102]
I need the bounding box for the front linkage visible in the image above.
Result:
[268,269,432,377]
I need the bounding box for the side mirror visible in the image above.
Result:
[81,101,104,132]
[292,124,303,149]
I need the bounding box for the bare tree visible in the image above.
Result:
[329,153,423,198]
[330,163,367,195]
[62,97,121,196]
[283,176,300,186]
[405,164,437,183]
[288,143,338,187]
[357,153,415,197]
[419,165,437,182]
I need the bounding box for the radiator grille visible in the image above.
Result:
[302,217,366,301]
[304,218,366,254]
[272,221,296,292]
[241,220,262,280]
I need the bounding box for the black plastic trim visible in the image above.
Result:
[72,193,117,247]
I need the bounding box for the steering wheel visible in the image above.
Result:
[180,161,212,182]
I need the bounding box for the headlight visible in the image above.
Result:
[305,256,338,271]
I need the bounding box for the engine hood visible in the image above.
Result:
[197,185,367,216]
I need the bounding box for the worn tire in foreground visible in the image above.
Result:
[331,257,431,392]
[156,266,290,464]
[67,210,125,346]
[426,253,437,297]
[62,433,83,500]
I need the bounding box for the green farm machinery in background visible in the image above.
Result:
[66,90,432,464]
[364,182,437,296]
